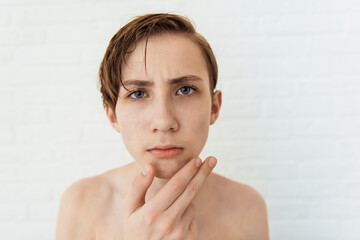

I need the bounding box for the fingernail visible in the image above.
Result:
[142,164,151,176]
[208,157,217,168]
[195,158,202,167]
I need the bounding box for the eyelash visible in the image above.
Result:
[127,88,147,99]
[127,85,198,99]
[177,85,197,95]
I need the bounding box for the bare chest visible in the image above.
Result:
[94,203,236,240]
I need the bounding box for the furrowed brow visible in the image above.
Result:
[122,75,202,87]
[168,75,203,85]
[122,80,153,87]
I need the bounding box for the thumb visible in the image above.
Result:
[125,163,155,217]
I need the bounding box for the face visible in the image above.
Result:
[106,33,222,179]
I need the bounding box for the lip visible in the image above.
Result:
[147,145,184,158]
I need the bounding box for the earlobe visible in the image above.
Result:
[105,106,121,133]
[210,90,222,125]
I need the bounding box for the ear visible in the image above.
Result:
[210,90,222,125]
[105,105,121,133]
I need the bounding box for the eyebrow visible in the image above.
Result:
[122,75,203,87]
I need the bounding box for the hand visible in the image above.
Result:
[123,156,217,240]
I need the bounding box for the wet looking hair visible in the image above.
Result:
[98,13,218,114]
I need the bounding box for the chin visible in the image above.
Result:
[151,158,188,179]
[154,171,176,179]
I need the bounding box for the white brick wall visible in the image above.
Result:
[0,0,359,239]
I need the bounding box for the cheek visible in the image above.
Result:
[183,109,211,158]
[181,99,211,137]
[116,107,147,148]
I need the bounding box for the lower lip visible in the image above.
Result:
[148,148,184,158]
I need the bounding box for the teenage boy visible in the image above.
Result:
[56,13,269,240]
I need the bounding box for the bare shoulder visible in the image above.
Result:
[55,164,132,240]
[210,173,270,240]
[55,175,111,239]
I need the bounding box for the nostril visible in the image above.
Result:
[149,101,179,133]
[150,116,179,133]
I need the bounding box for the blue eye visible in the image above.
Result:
[178,86,194,95]
[129,90,147,99]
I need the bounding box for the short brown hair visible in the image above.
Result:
[98,13,218,113]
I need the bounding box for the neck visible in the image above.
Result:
[130,162,172,202]
[129,161,210,205]
[145,176,170,202]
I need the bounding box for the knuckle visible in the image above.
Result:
[167,210,179,222]
[186,183,199,196]
[172,181,186,193]
[142,210,157,226]
[172,229,185,240]
[187,204,195,215]
[160,217,175,235]
[183,203,194,216]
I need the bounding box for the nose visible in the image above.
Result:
[150,97,179,133]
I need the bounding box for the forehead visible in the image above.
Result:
[122,33,209,82]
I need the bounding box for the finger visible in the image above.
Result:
[168,156,216,217]
[125,163,155,217]
[145,157,202,213]
[189,218,197,237]
[181,202,195,231]
[186,218,197,240]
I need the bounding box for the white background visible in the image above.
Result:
[1,0,360,239]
